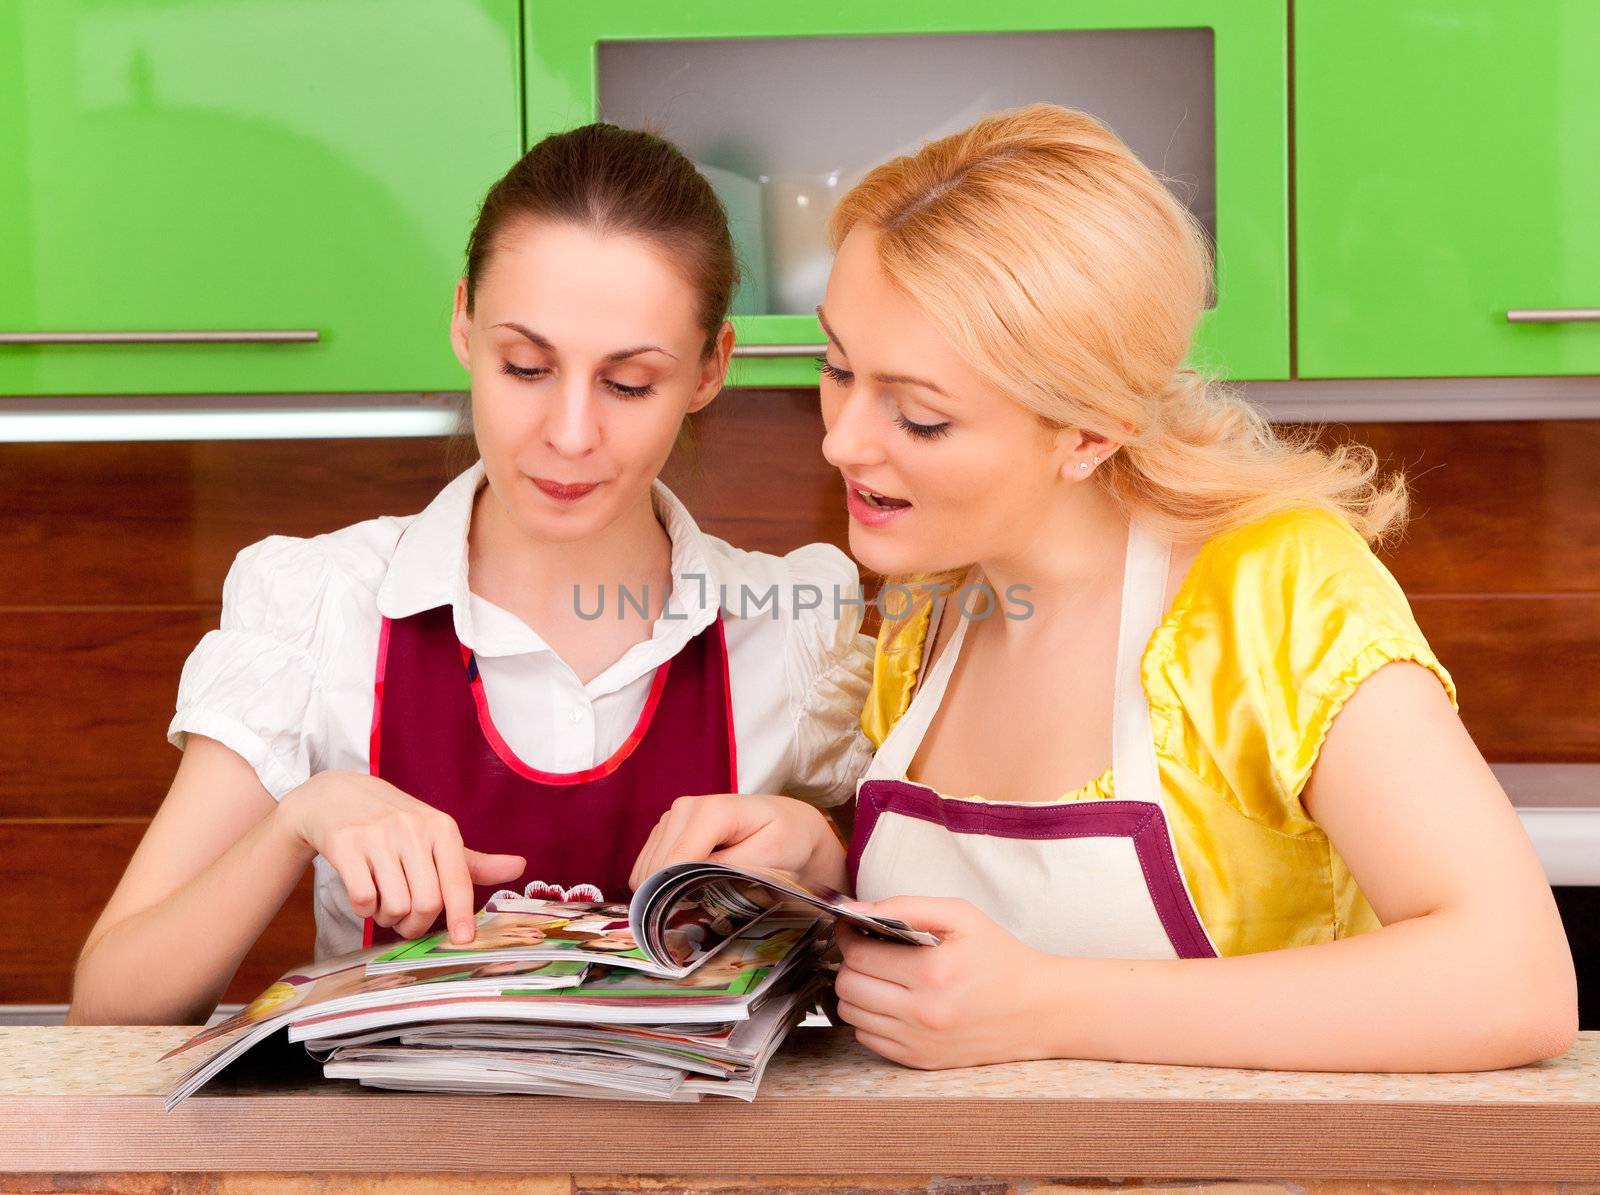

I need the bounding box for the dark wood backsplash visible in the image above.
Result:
[3,390,1595,1005]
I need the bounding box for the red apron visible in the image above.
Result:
[363,604,737,947]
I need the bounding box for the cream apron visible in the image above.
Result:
[848,521,1219,960]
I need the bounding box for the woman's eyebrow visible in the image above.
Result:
[877,369,951,398]
[815,306,847,354]
[816,308,951,398]
[493,322,556,352]
[492,322,677,363]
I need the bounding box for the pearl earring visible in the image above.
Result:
[1077,461,1089,472]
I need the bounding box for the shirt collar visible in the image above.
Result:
[376,462,724,665]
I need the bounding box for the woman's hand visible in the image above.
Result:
[834,896,1065,1069]
[629,793,848,892]
[275,770,525,944]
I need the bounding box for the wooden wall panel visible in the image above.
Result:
[1,610,217,819]
[0,437,463,607]
[1345,420,1600,594]
[5,405,1585,604]
[2,396,1595,1007]
[662,389,849,556]
[0,822,315,1006]
[1413,595,1600,760]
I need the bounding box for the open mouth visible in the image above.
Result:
[853,486,911,511]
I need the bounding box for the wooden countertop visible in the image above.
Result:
[1,1026,1597,1186]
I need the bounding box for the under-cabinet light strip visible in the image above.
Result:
[0,404,460,443]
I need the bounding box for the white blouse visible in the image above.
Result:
[169,462,874,957]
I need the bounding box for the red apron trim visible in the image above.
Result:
[364,614,395,952]
[716,615,738,792]
[361,600,735,948]
[457,640,674,786]
[367,616,394,777]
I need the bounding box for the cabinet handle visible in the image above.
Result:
[0,329,320,345]
[731,342,828,359]
[1505,308,1600,324]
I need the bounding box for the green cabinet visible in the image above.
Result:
[0,1,522,397]
[1296,2,1600,378]
[526,1,1290,385]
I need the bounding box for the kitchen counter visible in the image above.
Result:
[1,1026,1596,1191]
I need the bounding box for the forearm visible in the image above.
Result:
[68,806,314,1026]
[1048,908,1578,1072]
[803,807,851,894]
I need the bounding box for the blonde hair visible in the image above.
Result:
[828,103,1406,555]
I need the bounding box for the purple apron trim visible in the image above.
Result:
[849,778,1216,960]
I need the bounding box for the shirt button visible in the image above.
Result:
[569,708,583,724]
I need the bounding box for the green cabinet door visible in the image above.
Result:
[526,0,1289,386]
[0,2,521,397]
[1296,2,1600,378]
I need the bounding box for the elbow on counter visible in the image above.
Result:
[1451,901,1582,1070]
[1482,959,1581,1069]
[1424,933,1580,1072]
[1516,923,1583,1065]
[1514,993,1581,1067]
[64,966,130,1027]
[65,936,214,1028]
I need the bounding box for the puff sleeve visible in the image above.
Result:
[781,543,876,808]
[166,535,340,800]
[1151,508,1457,836]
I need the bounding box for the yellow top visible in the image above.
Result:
[860,507,1458,957]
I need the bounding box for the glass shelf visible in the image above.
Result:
[599,29,1216,318]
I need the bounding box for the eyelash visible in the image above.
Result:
[815,355,952,442]
[815,355,852,385]
[500,361,655,399]
[895,413,953,441]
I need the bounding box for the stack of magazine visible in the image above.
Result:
[162,862,937,1109]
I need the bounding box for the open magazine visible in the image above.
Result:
[158,946,585,1109]
[160,862,935,1109]
[365,860,938,978]
[629,860,939,956]
[289,917,827,1102]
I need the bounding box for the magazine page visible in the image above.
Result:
[161,945,586,1110]
[630,861,941,959]
[379,861,936,986]
[395,1029,741,1078]
[322,1018,748,1065]
[323,1045,690,1099]
[285,918,824,1043]
[538,918,817,1000]
[362,900,689,976]
[165,948,585,1062]
[319,974,825,1103]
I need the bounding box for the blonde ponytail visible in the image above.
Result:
[1105,368,1408,547]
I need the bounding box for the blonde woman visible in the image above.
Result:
[633,104,1578,1073]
